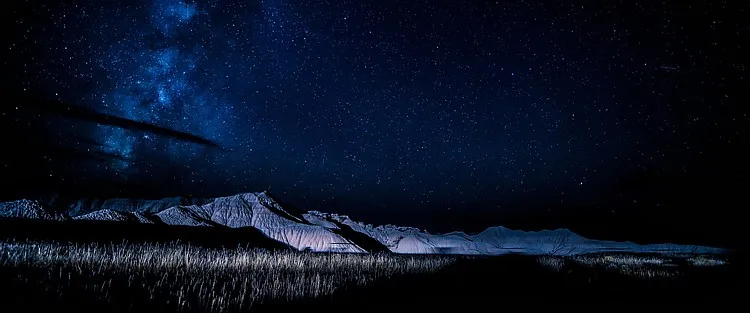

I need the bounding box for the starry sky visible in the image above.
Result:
[3,0,747,244]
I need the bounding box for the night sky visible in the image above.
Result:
[3,0,747,245]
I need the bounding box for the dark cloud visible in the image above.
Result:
[25,96,222,150]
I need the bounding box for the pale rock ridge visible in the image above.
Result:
[302,211,725,255]
[155,205,216,227]
[67,196,210,217]
[156,192,366,253]
[0,193,726,255]
[0,200,69,221]
[74,209,135,222]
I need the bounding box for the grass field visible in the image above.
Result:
[537,252,730,279]
[0,240,744,312]
[0,240,455,312]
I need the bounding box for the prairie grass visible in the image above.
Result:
[536,252,729,279]
[571,254,669,267]
[688,254,727,267]
[0,240,456,312]
[536,255,566,272]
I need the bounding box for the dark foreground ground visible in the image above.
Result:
[2,247,746,312]
[0,219,746,312]
[285,255,748,312]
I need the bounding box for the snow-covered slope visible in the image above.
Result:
[0,200,69,221]
[73,209,155,224]
[156,192,366,253]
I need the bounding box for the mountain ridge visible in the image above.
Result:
[0,191,726,255]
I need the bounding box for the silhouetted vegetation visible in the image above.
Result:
[0,240,454,312]
[0,240,744,312]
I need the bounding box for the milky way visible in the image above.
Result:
[93,0,236,172]
[6,0,745,231]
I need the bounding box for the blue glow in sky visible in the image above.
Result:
[8,0,745,231]
[151,0,198,36]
